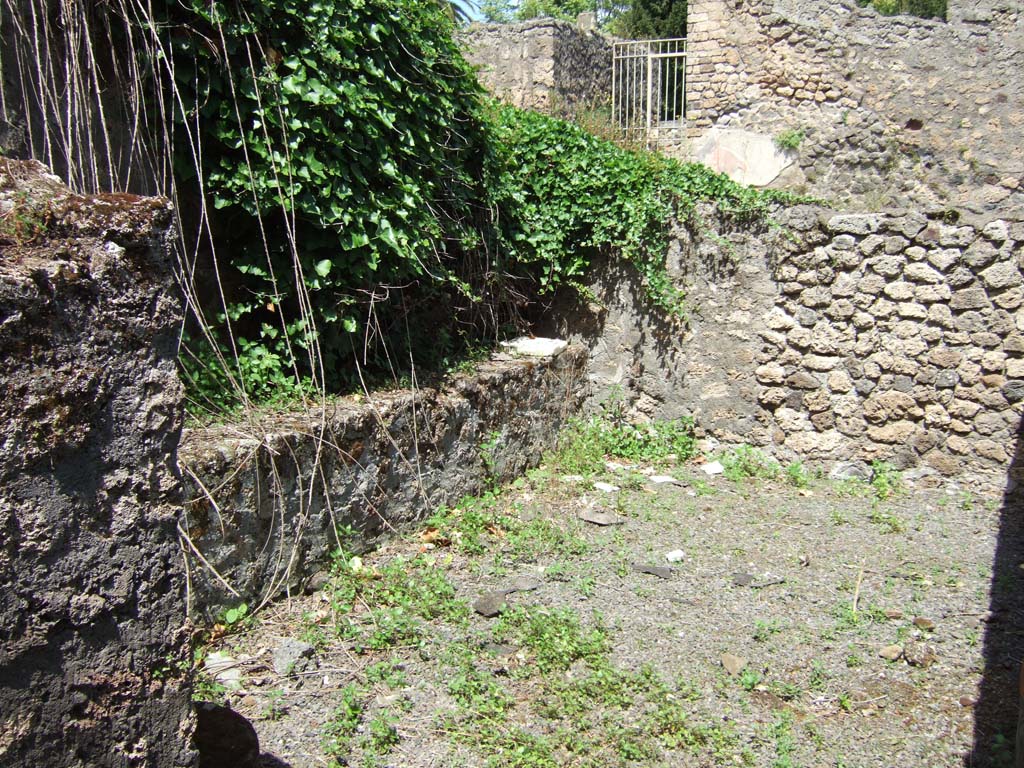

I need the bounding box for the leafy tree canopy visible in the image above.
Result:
[614,0,686,38]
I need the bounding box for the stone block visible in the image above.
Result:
[980,260,1023,290]
[828,214,880,235]
[904,262,943,284]
[926,248,960,271]
[949,286,991,311]
[866,420,917,443]
[0,161,195,766]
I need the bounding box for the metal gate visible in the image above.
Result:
[612,38,687,145]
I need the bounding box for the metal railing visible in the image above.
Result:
[612,38,687,145]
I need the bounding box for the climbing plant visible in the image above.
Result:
[491,106,799,315]
[162,0,500,407]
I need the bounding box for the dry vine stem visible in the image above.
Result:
[0,0,447,612]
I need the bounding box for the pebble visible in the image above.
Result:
[879,644,904,661]
[904,641,937,668]
[272,638,315,676]
[721,653,747,677]
[733,572,755,587]
[702,461,725,476]
[912,617,935,631]
[593,481,620,493]
[664,549,686,563]
[473,591,508,618]
[649,475,681,485]
[578,509,627,526]
[631,563,673,579]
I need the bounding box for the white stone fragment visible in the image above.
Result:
[593,481,620,493]
[665,550,686,563]
[499,336,568,357]
[649,475,681,485]
[702,461,725,476]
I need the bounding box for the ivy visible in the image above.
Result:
[492,107,800,315]
[151,0,798,412]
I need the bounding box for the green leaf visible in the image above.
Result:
[314,259,333,277]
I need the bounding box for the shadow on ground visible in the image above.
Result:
[971,418,1024,767]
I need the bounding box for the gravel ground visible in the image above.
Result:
[200,460,1024,768]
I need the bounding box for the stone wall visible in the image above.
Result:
[685,0,1024,214]
[178,348,587,616]
[460,18,611,115]
[0,160,195,765]
[547,203,1024,484]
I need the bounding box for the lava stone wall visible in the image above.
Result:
[460,18,612,116]
[551,204,1024,484]
[685,0,1024,213]
[178,348,588,616]
[0,160,195,766]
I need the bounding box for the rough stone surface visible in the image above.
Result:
[0,160,195,766]
[682,0,1024,214]
[179,348,588,615]
[459,18,610,117]
[549,202,1023,481]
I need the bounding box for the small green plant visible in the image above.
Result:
[869,504,905,534]
[808,660,829,691]
[480,429,503,489]
[784,461,810,489]
[220,602,250,628]
[262,688,287,720]
[774,128,806,151]
[493,606,609,674]
[322,683,365,762]
[552,399,698,475]
[769,711,797,768]
[838,691,854,712]
[738,667,762,692]
[869,460,902,500]
[720,444,780,482]
[753,618,783,643]
[364,710,401,756]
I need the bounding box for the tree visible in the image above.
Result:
[481,0,596,23]
[615,0,686,38]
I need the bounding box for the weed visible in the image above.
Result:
[774,128,806,151]
[552,398,697,474]
[838,691,854,712]
[824,603,887,639]
[506,518,588,562]
[753,618,784,642]
[577,575,596,597]
[365,659,407,689]
[768,679,803,701]
[493,606,608,673]
[324,551,468,651]
[480,429,503,489]
[769,711,797,768]
[262,688,286,720]
[364,710,400,756]
[784,461,810,488]
[425,491,513,555]
[808,659,829,691]
[322,683,365,762]
[869,460,902,500]
[720,444,780,482]
[869,504,905,534]
[447,655,513,721]
[738,667,762,691]
[191,669,228,704]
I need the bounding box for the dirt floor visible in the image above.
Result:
[199,452,1024,768]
